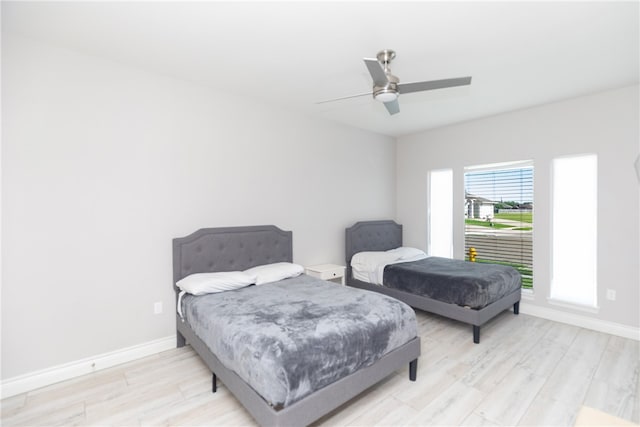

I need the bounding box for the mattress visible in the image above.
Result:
[181,274,417,409]
[383,257,521,309]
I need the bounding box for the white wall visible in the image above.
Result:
[397,85,639,329]
[1,35,396,380]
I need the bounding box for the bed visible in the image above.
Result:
[345,220,521,344]
[173,225,421,427]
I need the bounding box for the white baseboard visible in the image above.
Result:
[520,302,640,341]
[1,335,176,399]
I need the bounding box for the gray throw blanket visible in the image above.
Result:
[384,257,521,309]
[181,274,417,409]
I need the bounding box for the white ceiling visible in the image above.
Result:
[3,1,639,137]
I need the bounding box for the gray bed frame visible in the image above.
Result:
[173,225,420,427]
[345,220,521,344]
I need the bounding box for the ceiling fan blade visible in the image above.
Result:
[315,92,372,104]
[363,58,389,86]
[398,76,472,94]
[383,99,400,115]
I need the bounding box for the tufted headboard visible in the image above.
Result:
[345,220,403,278]
[172,225,293,291]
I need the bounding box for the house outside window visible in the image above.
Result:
[465,193,495,220]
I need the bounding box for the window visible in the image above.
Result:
[428,169,453,258]
[464,161,534,289]
[551,154,597,307]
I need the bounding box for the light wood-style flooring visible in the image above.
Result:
[2,310,639,426]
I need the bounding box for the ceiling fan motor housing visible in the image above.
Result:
[373,74,399,102]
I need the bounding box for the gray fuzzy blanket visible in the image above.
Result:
[384,257,521,309]
[181,274,417,409]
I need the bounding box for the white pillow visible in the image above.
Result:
[350,251,402,271]
[386,246,427,260]
[244,262,304,285]
[176,271,256,295]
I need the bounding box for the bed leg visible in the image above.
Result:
[514,301,520,315]
[409,359,418,381]
[177,331,186,348]
[473,325,480,344]
[212,374,217,393]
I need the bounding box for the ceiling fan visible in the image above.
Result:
[318,49,472,115]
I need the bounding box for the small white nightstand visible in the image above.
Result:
[305,264,346,285]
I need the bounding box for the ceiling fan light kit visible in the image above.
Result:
[319,49,472,116]
[374,90,398,103]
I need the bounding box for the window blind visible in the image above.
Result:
[464,162,533,289]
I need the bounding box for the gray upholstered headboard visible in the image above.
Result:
[345,220,403,268]
[172,225,293,291]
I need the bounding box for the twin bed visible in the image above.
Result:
[345,220,522,344]
[173,225,420,427]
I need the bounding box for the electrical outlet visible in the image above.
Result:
[154,301,163,314]
[606,289,616,301]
